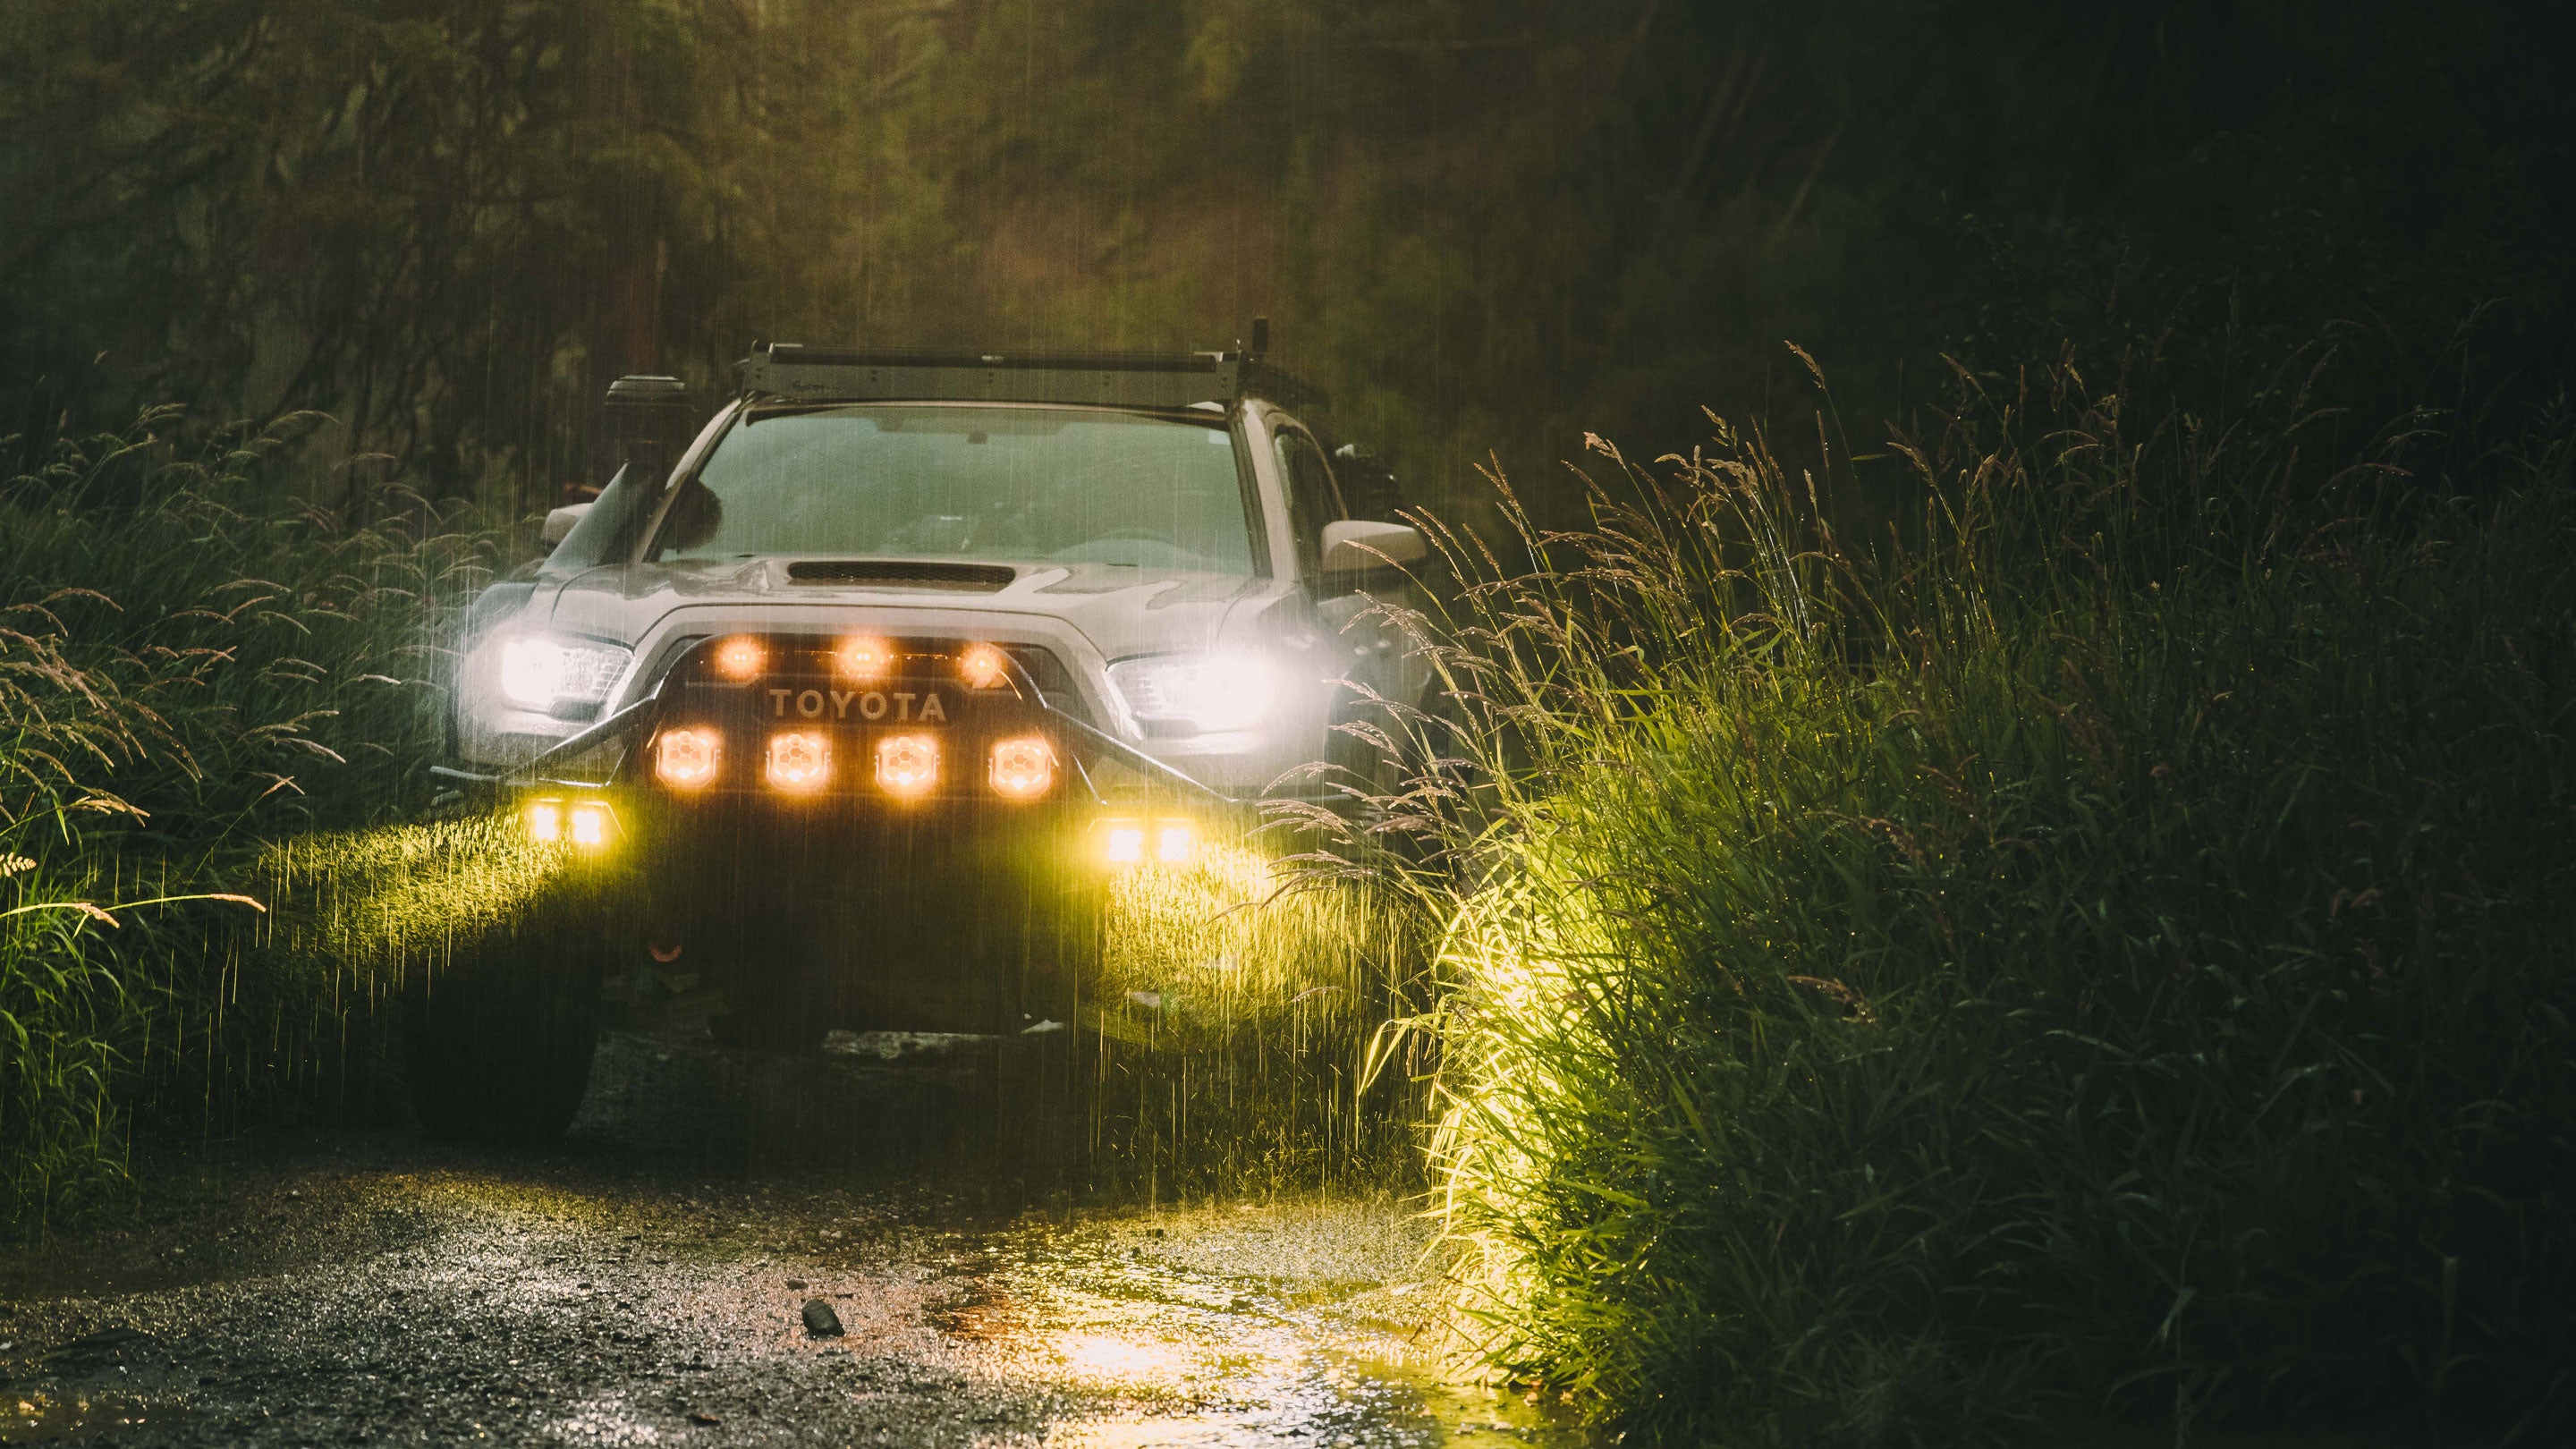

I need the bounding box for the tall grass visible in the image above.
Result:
[1334,343,2576,1443]
[1084,837,1429,1200]
[0,411,510,1229]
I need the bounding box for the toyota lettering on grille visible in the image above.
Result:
[768,687,951,724]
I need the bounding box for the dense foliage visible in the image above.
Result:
[1346,339,2576,1442]
[6,0,2567,519]
[0,417,503,1225]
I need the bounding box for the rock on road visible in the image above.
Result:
[0,1030,1586,1448]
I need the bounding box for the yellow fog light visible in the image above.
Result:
[713,635,766,681]
[569,801,612,848]
[766,730,830,792]
[1103,823,1145,864]
[526,800,564,843]
[835,635,894,681]
[655,726,722,790]
[1156,820,1196,863]
[988,735,1055,800]
[958,642,1010,690]
[877,732,939,797]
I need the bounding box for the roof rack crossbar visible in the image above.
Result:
[734,343,1326,411]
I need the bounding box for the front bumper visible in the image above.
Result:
[493,632,1240,1034]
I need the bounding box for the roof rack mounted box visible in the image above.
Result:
[733,343,1327,412]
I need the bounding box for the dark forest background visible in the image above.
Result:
[5,0,2570,523]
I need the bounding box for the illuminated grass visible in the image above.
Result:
[1338,351,2576,1442]
[1084,835,1428,1200]
[247,816,576,984]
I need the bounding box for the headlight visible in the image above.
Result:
[498,634,631,713]
[1106,651,1272,735]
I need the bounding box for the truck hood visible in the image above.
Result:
[539,556,1264,663]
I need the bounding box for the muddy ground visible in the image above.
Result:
[0,1028,1587,1448]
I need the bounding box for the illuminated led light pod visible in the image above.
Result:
[835,635,895,681]
[526,800,564,843]
[988,735,1055,800]
[877,732,939,797]
[1156,821,1197,864]
[569,802,612,848]
[1102,823,1145,864]
[655,726,722,790]
[958,642,1011,690]
[766,730,831,792]
[712,635,766,681]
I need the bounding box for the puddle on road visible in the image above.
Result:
[963,1202,1594,1449]
[587,1025,1597,1447]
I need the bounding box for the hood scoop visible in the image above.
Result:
[784,559,1018,592]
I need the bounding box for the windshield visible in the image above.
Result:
[651,404,1255,575]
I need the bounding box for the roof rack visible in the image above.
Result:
[733,343,1328,412]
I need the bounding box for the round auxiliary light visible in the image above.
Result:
[713,636,766,681]
[958,642,1010,690]
[988,735,1055,800]
[655,727,722,790]
[876,733,940,798]
[766,730,830,792]
[835,635,895,681]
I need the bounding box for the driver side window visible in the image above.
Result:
[1272,422,1345,578]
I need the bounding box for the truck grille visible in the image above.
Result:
[636,632,1095,803]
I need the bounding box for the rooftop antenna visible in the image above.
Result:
[1249,315,1269,360]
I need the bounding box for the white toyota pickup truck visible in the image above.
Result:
[415,337,1431,1142]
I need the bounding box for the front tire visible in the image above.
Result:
[407,920,605,1145]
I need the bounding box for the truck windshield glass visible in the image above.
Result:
[652,405,1254,574]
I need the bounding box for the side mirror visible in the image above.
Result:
[605,374,691,494]
[1319,519,1428,577]
[1332,442,1402,520]
[540,503,592,549]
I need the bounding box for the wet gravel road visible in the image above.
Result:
[0,1030,1587,1448]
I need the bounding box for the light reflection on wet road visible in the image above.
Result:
[0,1029,1591,1448]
